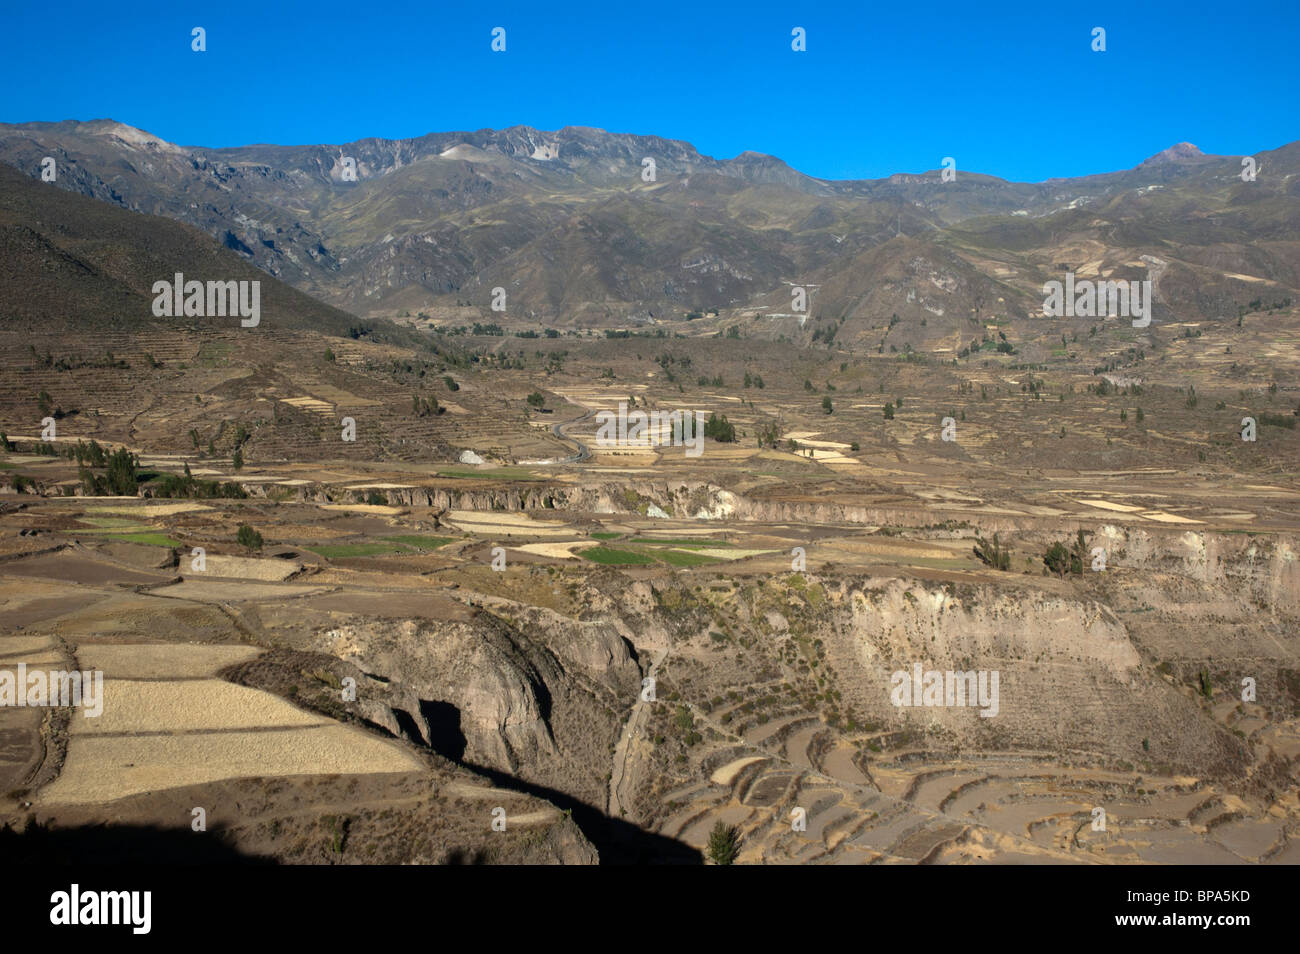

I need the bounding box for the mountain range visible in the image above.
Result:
[2,121,1296,345]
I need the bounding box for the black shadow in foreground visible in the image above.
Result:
[0,822,278,864]
[463,760,703,865]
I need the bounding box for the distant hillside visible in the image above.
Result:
[0,163,366,337]
[1,122,1297,336]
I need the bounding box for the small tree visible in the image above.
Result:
[236,524,263,553]
[974,532,1012,571]
[526,391,546,408]
[1069,529,1089,574]
[704,412,735,443]
[1043,542,1071,577]
[883,403,895,420]
[104,447,139,496]
[707,821,741,866]
[822,396,833,415]
[231,446,244,471]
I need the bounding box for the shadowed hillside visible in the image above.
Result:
[0,163,366,337]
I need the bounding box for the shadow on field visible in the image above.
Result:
[0,822,277,864]
[464,760,703,865]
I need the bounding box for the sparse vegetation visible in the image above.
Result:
[703,412,735,443]
[236,524,264,553]
[706,821,741,865]
[973,532,1012,571]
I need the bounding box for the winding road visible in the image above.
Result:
[551,407,594,463]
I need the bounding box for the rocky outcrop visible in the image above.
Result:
[312,608,641,805]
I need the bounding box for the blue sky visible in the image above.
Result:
[3,0,1296,182]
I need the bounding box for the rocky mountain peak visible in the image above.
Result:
[1140,142,1207,165]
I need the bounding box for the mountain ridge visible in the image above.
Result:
[1,119,1295,330]
[4,118,1268,185]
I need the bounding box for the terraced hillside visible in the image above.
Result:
[0,130,1296,866]
[1,467,1295,863]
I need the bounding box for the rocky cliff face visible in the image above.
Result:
[1095,525,1300,608]
[849,579,1140,678]
[273,479,738,520]
[311,607,641,806]
[824,575,1253,775]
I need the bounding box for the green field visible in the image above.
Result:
[379,535,455,549]
[590,531,623,540]
[628,537,733,548]
[655,549,723,566]
[579,544,722,567]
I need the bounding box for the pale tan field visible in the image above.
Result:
[318,503,406,515]
[79,679,328,734]
[200,554,300,580]
[513,541,590,559]
[40,729,423,805]
[710,756,768,786]
[88,502,213,517]
[1141,511,1204,524]
[445,510,564,528]
[1075,499,1146,513]
[36,638,424,806]
[680,547,776,560]
[77,643,260,678]
[445,511,572,536]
